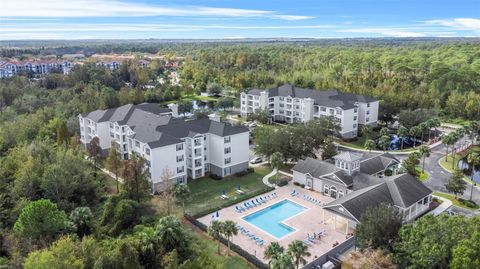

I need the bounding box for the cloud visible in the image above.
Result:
[271,15,315,20]
[0,0,309,21]
[338,28,426,37]
[425,18,480,31]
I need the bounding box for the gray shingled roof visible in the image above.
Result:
[334,151,363,162]
[292,157,337,178]
[247,84,376,109]
[360,153,400,175]
[82,103,248,149]
[323,173,432,222]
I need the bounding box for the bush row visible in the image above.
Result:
[184,214,269,269]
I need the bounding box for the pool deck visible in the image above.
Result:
[198,183,353,264]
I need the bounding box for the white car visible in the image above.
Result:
[250,157,263,164]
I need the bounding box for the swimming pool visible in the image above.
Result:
[242,199,307,239]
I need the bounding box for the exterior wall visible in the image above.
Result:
[208,132,249,177]
[402,194,432,222]
[292,171,348,199]
[339,108,358,138]
[357,101,379,126]
[150,143,187,189]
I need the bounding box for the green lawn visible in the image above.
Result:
[438,148,478,185]
[185,224,255,269]
[433,192,479,210]
[185,166,271,215]
[415,167,429,182]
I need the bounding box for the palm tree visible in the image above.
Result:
[361,125,373,140]
[442,134,455,162]
[397,126,408,150]
[271,253,295,269]
[418,145,431,173]
[270,152,284,184]
[222,220,238,256]
[288,240,311,269]
[208,220,224,255]
[364,139,376,152]
[419,122,428,144]
[426,119,435,141]
[378,135,390,152]
[155,216,188,254]
[466,152,480,200]
[379,127,389,137]
[410,126,421,148]
[264,242,285,265]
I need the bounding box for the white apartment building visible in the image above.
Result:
[79,103,249,192]
[0,59,74,78]
[240,84,379,138]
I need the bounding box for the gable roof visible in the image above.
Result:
[360,152,400,175]
[323,173,432,222]
[292,157,337,178]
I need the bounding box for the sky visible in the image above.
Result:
[0,0,479,40]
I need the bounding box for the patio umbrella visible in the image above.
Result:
[237,185,240,190]
[216,211,219,218]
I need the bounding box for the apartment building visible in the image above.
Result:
[240,84,379,138]
[0,59,74,78]
[79,103,249,192]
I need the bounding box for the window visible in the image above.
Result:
[323,185,329,194]
[366,117,370,122]
[320,107,327,112]
[194,138,202,147]
[109,123,114,129]
[122,126,126,132]
[367,103,370,108]
[115,126,119,131]
[366,110,370,115]
[330,186,337,198]
[269,98,274,102]
[177,155,184,162]
[135,141,140,148]
[354,108,358,113]
[279,97,284,101]
[195,159,202,167]
[177,166,184,173]
[353,124,357,128]
[224,167,231,176]
[279,103,284,108]
[224,136,231,143]
[329,108,334,114]
[286,98,292,103]
[336,109,342,115]
[224,147,231,154]
[338,190,344,198]
[145,148,150,156]
[110,132,114,138]
[176,144,184,151]
[225,157,231,165]
[353,116,357,121]
[195,169,203,177]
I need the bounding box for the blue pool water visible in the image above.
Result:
[243,199,307,239]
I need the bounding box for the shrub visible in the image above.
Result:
[293,182,301,186]
[277,179,288,187]
[461,199,477,208]
[209,174,222,180]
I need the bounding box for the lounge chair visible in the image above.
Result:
[291,190,297,196]
[220,194,229,200]
[235,189,245,195]
[235,206,242,213]
[251,200,257,206]
[303,239,312,245]
[242,229,249,234]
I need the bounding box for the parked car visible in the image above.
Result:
[250,157,263,164]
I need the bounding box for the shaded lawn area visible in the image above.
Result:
[185,166,271,215]
[433,192,479,210]
[415,167,429,182]
[183,220,255,269]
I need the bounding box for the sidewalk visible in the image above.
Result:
[262,169,277,188]
[428,195,453,216]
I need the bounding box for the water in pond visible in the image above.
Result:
[458,159,480,184]
[376,134,417,150]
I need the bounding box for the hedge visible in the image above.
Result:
[192,186,275,219]
[184,214,269,269]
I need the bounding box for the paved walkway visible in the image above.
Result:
[336,140,443,155]
[262,168,277,188]
[428,195,453,216]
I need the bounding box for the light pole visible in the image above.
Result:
[470,182,477,201]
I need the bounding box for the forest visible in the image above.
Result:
[0,39,480,268]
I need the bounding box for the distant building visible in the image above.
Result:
[240,84,379,138]
[0,59,74,78]
[79,103,249,192]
